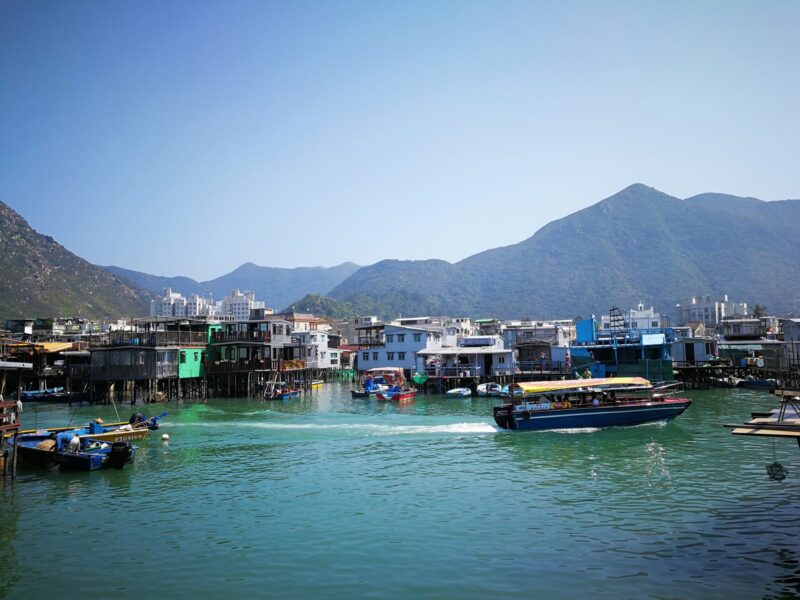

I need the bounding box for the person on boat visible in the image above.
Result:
[583,368,592,379]
[56,431,80,453]
[364,375,374,391]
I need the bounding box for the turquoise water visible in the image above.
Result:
[2,385,799,599]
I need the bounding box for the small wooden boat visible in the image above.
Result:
[264,382,302,400]
[7,412,167,445]
[10,433,138,471]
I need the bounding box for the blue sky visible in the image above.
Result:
[1,1,798,280]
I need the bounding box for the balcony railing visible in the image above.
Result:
[423,366,482,377]
[205,359,272,372]
[212,331,271,343]
[104,331,207,347]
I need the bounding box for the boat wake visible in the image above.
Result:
[171,421,498,436]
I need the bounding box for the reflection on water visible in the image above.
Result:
[2,384,799,599]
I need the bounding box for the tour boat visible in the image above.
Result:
[492,377,690,431]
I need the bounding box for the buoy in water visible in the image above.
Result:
[161,433,170,442]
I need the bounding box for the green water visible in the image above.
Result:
[2,385,799,599]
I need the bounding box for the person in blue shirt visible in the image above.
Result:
[56,431,79,452]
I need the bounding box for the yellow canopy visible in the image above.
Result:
[511,377,651,395]
[36,342,74,353]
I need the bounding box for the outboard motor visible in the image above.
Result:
[129,412,146,426]
[493,405,516,430]
[108,441,133,469]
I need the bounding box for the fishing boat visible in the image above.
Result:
[446,387,472,397]
[9,412,166,444]
[352,368,403,398]
[264,381,302,400]
[477,383,502,397]
[10,433,138,471]
[376,386,416,402]
[492,377,691,431]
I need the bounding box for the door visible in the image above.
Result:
[685,343,695,365]
[484,354,493,376]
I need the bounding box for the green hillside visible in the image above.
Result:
[0,201,151,319]
[321,184,800,318]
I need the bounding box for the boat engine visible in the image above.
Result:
[493,405,516,430]
[129,412,146,425]
[108,441,133,469]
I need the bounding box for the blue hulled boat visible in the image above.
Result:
[10,433,138,471]
[493,377,690,431]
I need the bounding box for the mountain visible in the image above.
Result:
[106,261,361,311]
[0,201,151,319]
[318,184,800,318]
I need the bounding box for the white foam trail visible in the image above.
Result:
[170,421,498,435]
[551,427,601,434]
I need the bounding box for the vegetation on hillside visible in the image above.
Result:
[0,201,151,319]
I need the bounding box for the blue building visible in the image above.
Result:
[569,317,675,381]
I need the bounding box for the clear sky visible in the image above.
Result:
[1,1,798,280]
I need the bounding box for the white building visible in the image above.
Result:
[293,330,332,369]
[600,303,664,331]
[416,335,515,378]
[674,294,748,327]
[150,288,217,318]
[220,290,265,321]
[357,324,444,373]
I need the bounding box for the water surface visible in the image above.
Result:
[2,385,799,599]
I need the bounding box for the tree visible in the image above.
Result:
[752,303,766,318]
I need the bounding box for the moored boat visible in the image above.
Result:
[264,382,302,400]
[492,377,691,431]
[445,387,472,397]
[376,386,416,402]
[10,412,166,444]
[10,433,138,471]
[477,383,502,397]
[352,367,404,398]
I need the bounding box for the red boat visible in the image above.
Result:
[376,387,416,402]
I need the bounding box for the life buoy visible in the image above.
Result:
[563,402,571,408]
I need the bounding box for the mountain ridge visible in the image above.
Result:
[317,185,800,318]
[0,201,152,319]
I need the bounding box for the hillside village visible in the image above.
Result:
[2,286,800,402]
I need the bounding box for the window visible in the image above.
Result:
[498,356,505,363]
[180,352,186,364]
[397,334,405,342]
[651,321,658,327]
[386,334,394,343]
[194,352,199,360]
[373,352,379,361]
[363,352,369,361]
[398,352,406,361]
[413,333,421,342]
[387,352,394,360]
